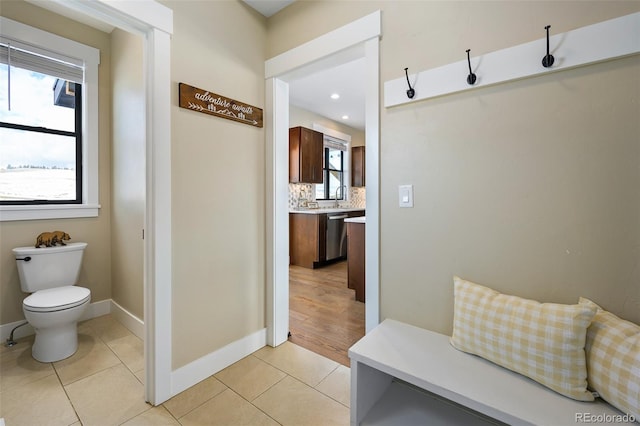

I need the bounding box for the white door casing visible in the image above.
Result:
[42,0,174,405]
[265,11,382,346]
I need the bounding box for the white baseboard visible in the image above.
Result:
[110,300,144,339]
[0,298,143,342]
[171,328,267,397]
[80,298,111,321]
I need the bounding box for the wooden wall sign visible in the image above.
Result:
[179,82,263,128]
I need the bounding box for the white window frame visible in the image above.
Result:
[0,17,100,221]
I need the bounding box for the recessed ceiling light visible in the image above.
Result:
[342,115,349,120]
[330,93,340,100]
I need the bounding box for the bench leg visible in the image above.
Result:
[351,360,393,425]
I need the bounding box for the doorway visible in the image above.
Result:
[265,11,382,352]
[287,95,367,365]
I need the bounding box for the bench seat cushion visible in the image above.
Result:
[451,276,597,401]
[579,297,640,419]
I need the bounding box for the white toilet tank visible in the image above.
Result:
[13,242,88,292]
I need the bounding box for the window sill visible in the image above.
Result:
[0,204,101,222]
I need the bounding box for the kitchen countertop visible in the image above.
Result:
[345,216,366,224]
[289,207,365,215]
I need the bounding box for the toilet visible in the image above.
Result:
[13,242,91,363]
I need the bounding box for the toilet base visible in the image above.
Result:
[23,299,89,363]
[32,322,79,363]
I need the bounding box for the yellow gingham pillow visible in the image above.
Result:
[450,276,597,401]
[579,297,640,419]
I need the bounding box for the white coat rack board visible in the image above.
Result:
[384,12,640,108]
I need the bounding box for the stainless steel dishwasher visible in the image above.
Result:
[326,214,348,261]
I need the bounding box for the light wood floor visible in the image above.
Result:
[289,261,365,367]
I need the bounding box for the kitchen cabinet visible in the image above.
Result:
[290,212,326,269]
[346,217,365,302]
[289,126,323,183]
[290,209,365,269]
[351,146,365,187]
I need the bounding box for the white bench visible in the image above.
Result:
[349,319,628,426]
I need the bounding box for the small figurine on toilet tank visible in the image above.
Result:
[35,231,71,248]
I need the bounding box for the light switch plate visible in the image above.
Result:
[399,184,413,208]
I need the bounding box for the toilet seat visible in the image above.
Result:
[23,286,91,313]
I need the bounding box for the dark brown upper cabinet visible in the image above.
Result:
[351,146,365,187]
[289,126,323,184]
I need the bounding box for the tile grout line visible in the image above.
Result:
[163,378,229,422]
[57,319,122,424]
[311,363,351,409]
[239,352,348,416]
[167,407,182,426]
[312,364,352,408]
[276,374,351,412]
[226,366,289,403]
[251,344,341,384]
[72,317,148,424]
[53,322,119,388]
[93,320,148,387]
[51,359,83,425]
[226,387,284,426]
[316,363,340,385]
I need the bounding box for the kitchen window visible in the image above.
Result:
[315,136,347,200]
[0,17,100,221]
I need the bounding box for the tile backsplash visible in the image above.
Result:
[289,183,315,209]
[350,187,366,208]
[289,183,365,210]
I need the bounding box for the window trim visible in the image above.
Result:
[0,17,100,221]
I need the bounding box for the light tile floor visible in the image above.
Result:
[0,314,351,425]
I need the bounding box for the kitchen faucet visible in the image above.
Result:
[335,185,347,208]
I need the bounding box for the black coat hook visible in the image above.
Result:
[466,49,477,85]
[404,68,415,99]
[542,25,555,68]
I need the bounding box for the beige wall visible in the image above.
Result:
[110,29,145,320]
[268,1,640,330]
[162,0,267,369]
[290,105,365,147]
[0,1,112,325]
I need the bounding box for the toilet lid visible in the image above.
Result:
[23,286,91,312]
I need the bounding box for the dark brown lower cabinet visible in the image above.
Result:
[289,213,326,269]
[347,221,365,302]
[290,210,365,270]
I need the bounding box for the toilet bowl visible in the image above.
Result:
[13,242,91,363]
[23,286,91,362]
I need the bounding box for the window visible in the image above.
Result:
[315,136,347,201]
[0,17,100,221]
[1,66,82,204]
